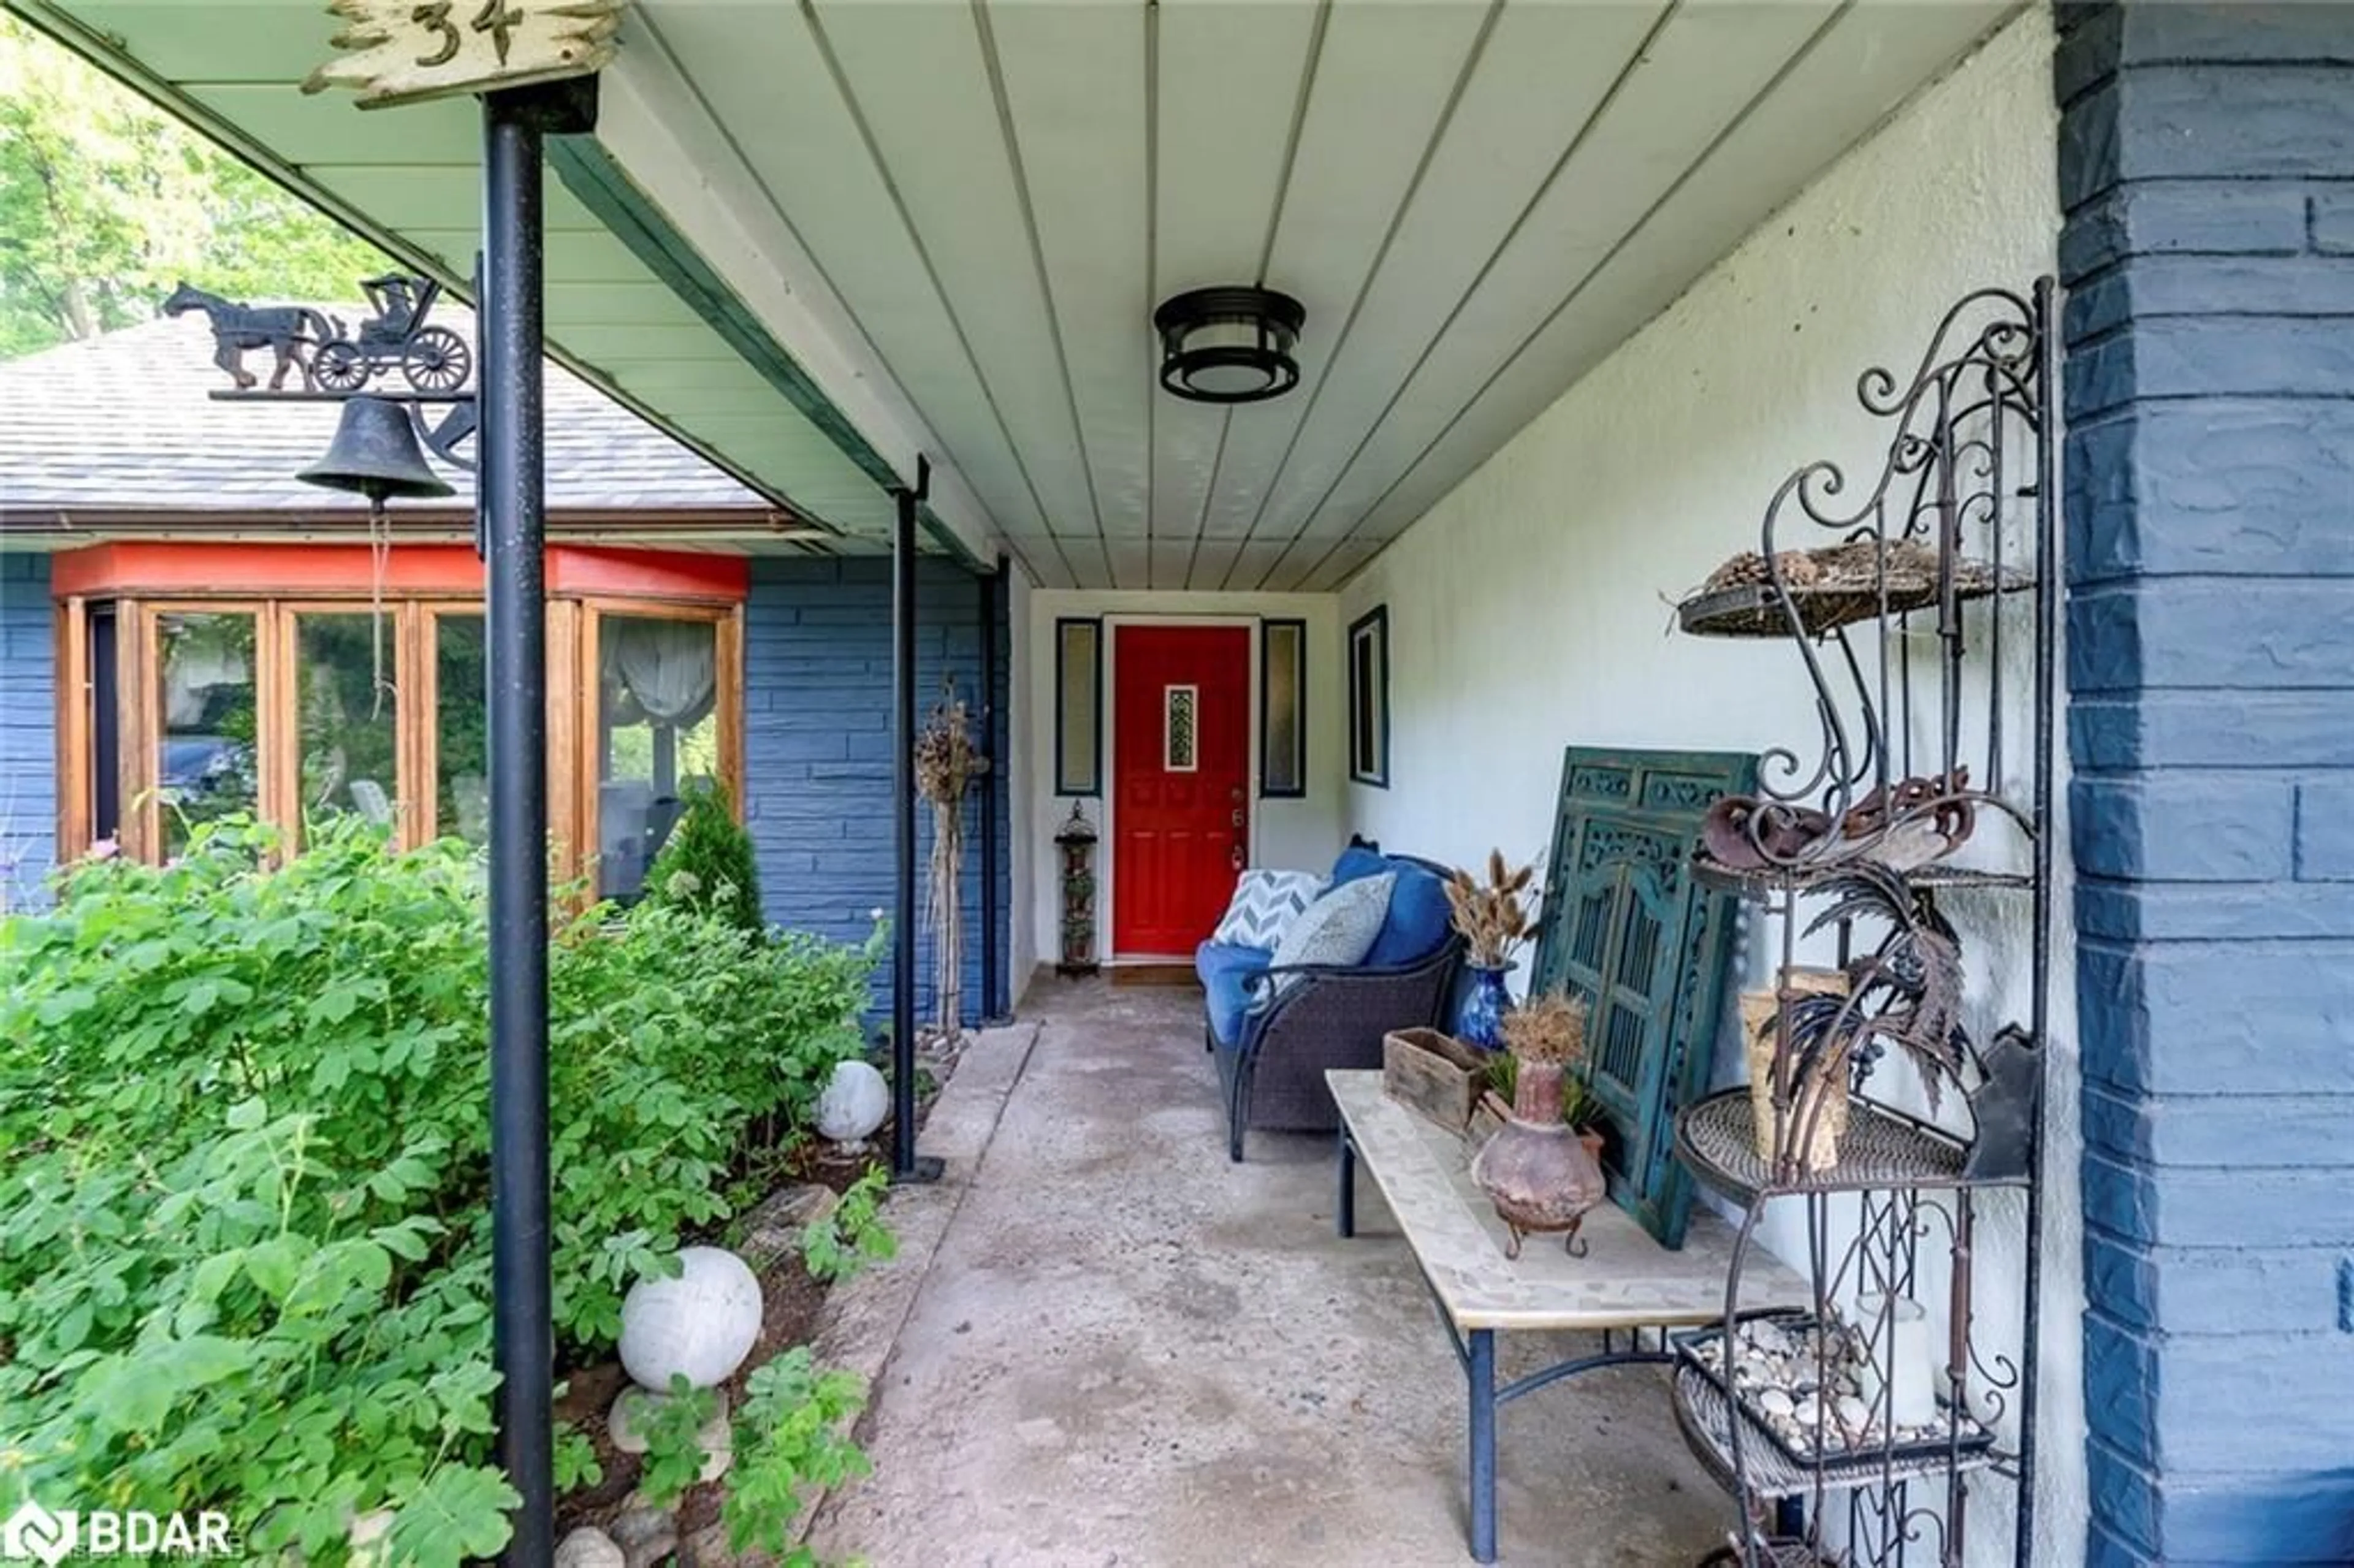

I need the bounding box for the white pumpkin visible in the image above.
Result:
[617,1246,763,1391]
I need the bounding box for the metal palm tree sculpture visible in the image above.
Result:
[1792,861,1969,1109]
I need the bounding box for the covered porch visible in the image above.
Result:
[13,0,2354,1562]
[812,976,1729,1567]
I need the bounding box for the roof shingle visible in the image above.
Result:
[0,311,771,516]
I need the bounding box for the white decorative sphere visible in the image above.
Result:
[816,1059,889,1143]
[618,1246,763,1391]
[554,1528,624,1568]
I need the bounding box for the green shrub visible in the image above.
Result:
[645,780,764,936]
[0,815,881,1565]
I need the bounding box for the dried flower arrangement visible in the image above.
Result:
[915,677,990,1039]
[1500,990,1587,1065]
[1445,850,1537,969]
[1492,991,1596,1131]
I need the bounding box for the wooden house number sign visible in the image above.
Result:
[303,0,623,109]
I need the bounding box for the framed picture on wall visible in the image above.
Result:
[1260,618,1306,798]
[1347,606,1389,788]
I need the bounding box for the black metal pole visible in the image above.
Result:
[890,460,941,1184]
[977,557,1003,1022]
[479,77,592,1566]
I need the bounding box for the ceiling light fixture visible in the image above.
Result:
[1152,286,1305,404]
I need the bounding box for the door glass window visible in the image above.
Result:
[434,613,489,847]
[597,614,719,900]
[1164,685,1198,772]
[156,611,259,856]
[294,612,400,843]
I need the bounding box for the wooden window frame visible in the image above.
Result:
[1258,617,1307,799]
[52,556,747,883]
[1054,617,1103,796]
[1347,604,1390,789]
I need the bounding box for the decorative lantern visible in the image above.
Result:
[1055,804,1100,976]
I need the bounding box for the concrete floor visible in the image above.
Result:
[809,977,1732,1568]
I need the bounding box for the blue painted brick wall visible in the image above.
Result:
[0,554,56,905]
[742,557,1010,1031]
[2059,6,2354,1562]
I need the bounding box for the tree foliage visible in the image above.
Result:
[0,15,388,357]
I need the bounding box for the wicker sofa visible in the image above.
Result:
[1198,842,1465,1161]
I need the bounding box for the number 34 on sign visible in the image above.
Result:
[303,0,622,109]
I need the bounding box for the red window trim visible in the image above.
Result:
[48,542,750,604]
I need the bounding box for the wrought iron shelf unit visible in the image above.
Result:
[1668,281,2057,1568]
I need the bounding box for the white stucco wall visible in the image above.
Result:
[1336,12,2081,1561]
[1021,588,1346,980]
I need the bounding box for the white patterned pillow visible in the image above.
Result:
[1269,872,1395,983]
[1213,869,1326,951]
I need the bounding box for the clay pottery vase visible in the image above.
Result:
[1471,1059,1607,1259]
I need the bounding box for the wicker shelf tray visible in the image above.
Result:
[1670,1361,2006,1502]
[1692,854,2033,900]
[1672,1314,1999,1474]
[1674,1089,1980,1201]
[1675,558,2030,641]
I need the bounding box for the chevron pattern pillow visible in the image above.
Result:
[1211,869,1326,951]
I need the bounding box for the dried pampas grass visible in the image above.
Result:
[1446,849,1537,969]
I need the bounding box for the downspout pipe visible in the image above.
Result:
[891,459,944,1185]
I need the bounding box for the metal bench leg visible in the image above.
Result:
[1468,1328,1497,1563]
[1337,1128,1357,1238]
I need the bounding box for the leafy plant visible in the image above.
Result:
[646,780,764,935]
[722,1349,870,1560]
[0,815,880,1564]
[1489,1044,1596,1132]
[801,1170,899,1285]
[634,1377,722,1509]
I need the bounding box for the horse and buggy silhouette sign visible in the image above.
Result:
[167,273,472,397]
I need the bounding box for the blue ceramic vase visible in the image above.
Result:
[1458,962,1515,1049]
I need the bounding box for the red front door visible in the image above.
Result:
[1112,624,1251,957]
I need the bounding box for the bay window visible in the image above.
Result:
[51,544,745,895]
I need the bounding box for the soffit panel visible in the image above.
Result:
[641,0,1049,547]
[1234,0,1669,584]
[991,1,1151,546]
[1148,0,1322,587]
[813,1,1101,547]
[1274,1,1846,569]
[1193,0,1490,549]
[1330,0,2023,579]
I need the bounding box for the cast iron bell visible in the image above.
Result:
[298,395,455,502]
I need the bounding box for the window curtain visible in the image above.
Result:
[603,618,717,729]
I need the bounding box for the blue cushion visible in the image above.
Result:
[1330,844,1388,886]
[1196,940,1274,1048]
[1368,858,1453,967]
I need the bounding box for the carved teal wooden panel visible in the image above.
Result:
[1528,747,1758,1249]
